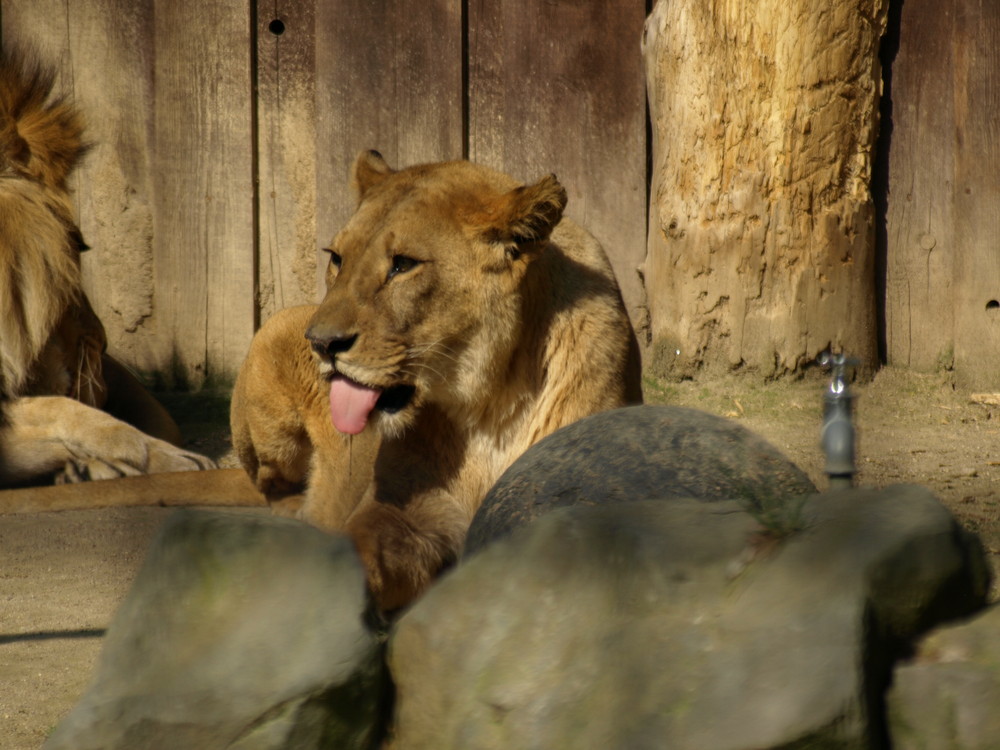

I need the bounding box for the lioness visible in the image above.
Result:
[0,49,214,486]
[232,150,642,610]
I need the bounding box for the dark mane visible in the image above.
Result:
[0,48,89,400]
[0,47,88,190]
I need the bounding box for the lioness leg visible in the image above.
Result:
[232,306,379,519]
[0,396,215,485]
[300,428,378,529]
[343,492,471,612]
[231,306,330,502]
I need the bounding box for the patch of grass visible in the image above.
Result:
[936,344,955,373]
[643,372,822,422]
[642,376,678,404]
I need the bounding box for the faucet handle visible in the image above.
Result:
[817,351,858,395]
[817,351,859,370]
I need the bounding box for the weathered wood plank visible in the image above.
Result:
[467,0,648,336]
[884,0,957,372]
[951,0,1000,389]
[151,0,255,387]
[314,0,463,255]
[255,1,320,318]
[2,0,255,387]
[885,0,1000,388]
[1,0,161,373]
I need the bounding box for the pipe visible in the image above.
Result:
[818,352,857,489]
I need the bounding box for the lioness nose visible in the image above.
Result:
[306,328,358,358]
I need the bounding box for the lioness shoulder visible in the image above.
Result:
[232,150,641,610]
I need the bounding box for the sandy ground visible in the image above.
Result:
[1,367,998,749]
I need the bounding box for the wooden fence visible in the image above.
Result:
[882,0,1000,388]
[2,0,998,389]
[0,0,649,388]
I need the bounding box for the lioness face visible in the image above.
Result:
[307,151,566,438]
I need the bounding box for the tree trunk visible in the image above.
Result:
[642,0,887,379]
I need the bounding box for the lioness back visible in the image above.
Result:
[232,150,640,610]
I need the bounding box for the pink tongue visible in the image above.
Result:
[329,376,382,435]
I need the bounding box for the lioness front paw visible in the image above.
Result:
[348,513,450,612]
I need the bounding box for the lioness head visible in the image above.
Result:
[306,150,567,438]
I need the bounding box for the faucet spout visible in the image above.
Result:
[818,352,857,489]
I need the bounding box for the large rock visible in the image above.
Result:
[466,405,817,555]
[888,605,1000,750]
[391,486,989,750]
[45,510,388,750]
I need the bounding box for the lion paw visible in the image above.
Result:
[56,457,141,483]
[145,442,218,473]
[55,440,217,483]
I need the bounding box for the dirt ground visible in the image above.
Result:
[1,366,998,749]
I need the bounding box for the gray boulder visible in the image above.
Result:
[390,485,989,750]
[45,509,388,750]
[888,604,1000,750]
[465,404,817,555]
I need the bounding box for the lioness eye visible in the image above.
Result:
[388,254,420,279]
[322,248,342,269]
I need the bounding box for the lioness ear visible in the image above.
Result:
[351,149,394,202]
[492,174,567,254]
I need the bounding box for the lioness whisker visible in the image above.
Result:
[399,362,448,383]
[406,343,460,369]
[408,337,459,358]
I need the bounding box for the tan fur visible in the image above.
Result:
[0,467,264,514]
[0,49,217,488]
[232,151,642,610]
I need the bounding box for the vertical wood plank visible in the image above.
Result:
[314,0,463,265]
[467,0,648,336]
[152,0,255,387]
[952,0,1000,388]
[1,0,161,374]
[2,0,255,387]
[255,1,319,319]
[885,0,1000,388]
[884,0,957,372]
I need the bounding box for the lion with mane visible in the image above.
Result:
[231,150,642,610]
[0,49,214,486]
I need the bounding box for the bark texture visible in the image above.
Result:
[643,0,887,378]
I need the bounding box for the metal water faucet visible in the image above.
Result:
[818,352,857,490]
